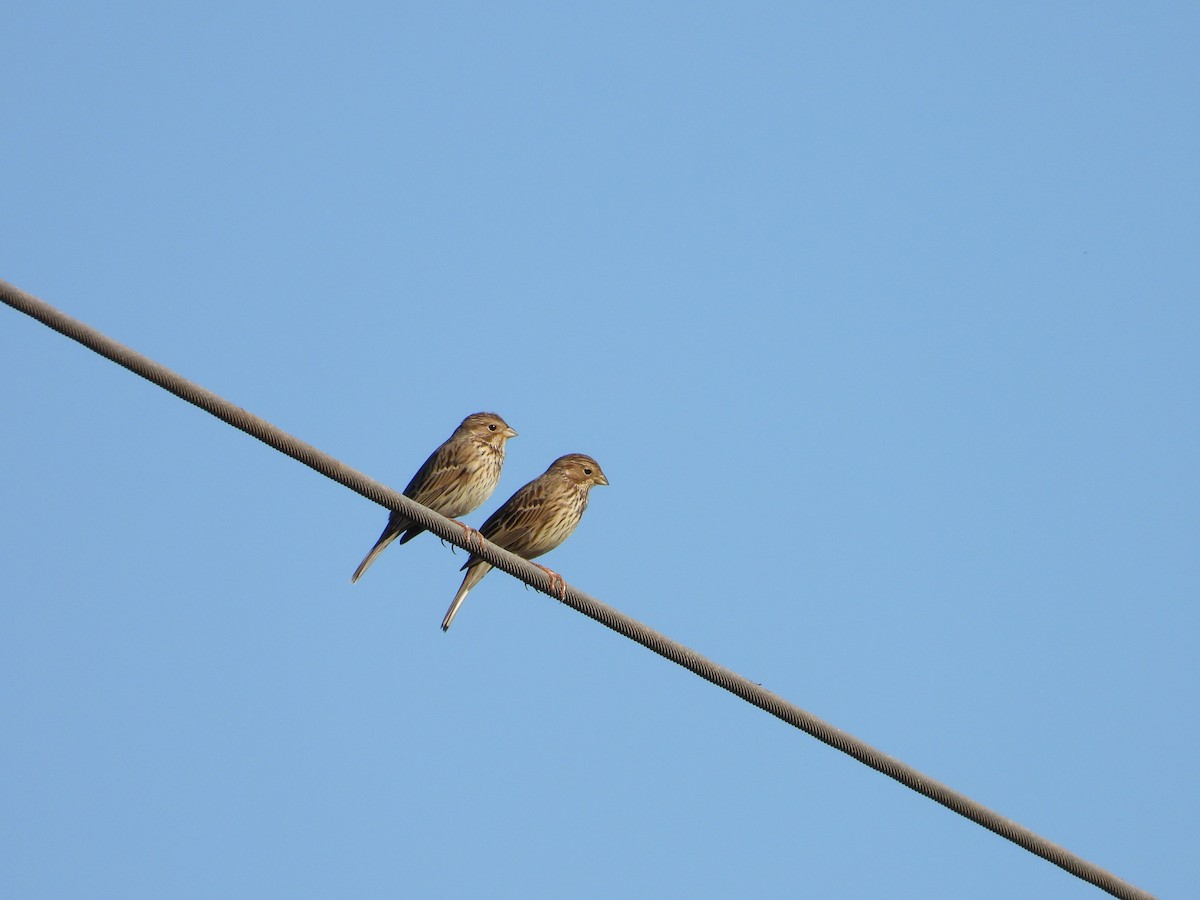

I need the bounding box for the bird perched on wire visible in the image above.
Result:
[441,453,609,632]
[350,412,518,583]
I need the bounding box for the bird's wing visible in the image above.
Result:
[469,479,552,560]
[403,440,468,508]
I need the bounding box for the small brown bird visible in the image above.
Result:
[350,412,518,583]
[441,453,609,631]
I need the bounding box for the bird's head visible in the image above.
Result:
[548,453,609,489]
[459,412,518,446]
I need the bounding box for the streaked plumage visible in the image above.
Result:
[441,453,609,631]
[350,412,517,583]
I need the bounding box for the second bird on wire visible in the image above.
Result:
[440,453,609,632]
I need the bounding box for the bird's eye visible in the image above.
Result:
[488,424,497,431]
[583,467,592,475]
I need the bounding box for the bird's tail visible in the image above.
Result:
[350,526,400,583]
[441,562,492,631]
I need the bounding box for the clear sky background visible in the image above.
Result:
[2,4,1196,898]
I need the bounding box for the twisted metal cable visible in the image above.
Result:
[1,277,1154,900]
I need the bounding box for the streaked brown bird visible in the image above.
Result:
[350,412,518,583]
[441,453,609,632]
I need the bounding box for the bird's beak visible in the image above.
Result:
[597,472,609,486]
[504,426,518,439]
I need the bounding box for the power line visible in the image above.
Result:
[1,277,1155,900]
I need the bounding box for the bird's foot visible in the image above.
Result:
[451,520,484,553]
[534,563,568,600]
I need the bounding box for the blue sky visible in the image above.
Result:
[2,3,1196,897]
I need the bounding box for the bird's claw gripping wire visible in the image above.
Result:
[534,563,568,600]
[451,520,484,554]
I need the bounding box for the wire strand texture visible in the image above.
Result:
[1,277,1155,900]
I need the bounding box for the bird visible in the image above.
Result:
[441,453,609,632]
[350,412,518,583]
